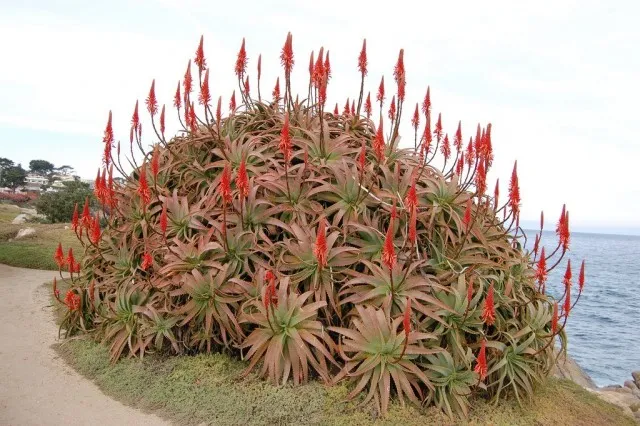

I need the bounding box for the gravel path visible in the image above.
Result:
[0,264,169,425]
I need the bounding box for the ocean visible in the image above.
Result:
[524,230,640,387]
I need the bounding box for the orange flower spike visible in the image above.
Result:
[476,158,487,195]
[54,242,65,269]
[481,283,496,325]
[280,32,294,74]
[272,77,280,103]
[422,86,431,117]
[71,203,79,231]
[324,51,331,80]
[408,206,417,244]
[131,100,140,130]
[376,76,385,107]
[441,134,451,161]
[358,39,367,76]
[463,199,472,229]
[235,38,247,78]
[411,103,420,131]
[219,164,232,205]
[364,92,372,118]
[393,49,405,101]
[279,113,292,163]
[434,113,443,142]
[405,179,418,211]
[374,121,385,162]
[66,247,75,273]
[237,158,249,199]
[474,339,488,380]
[199,69,211,106]
[465,137,474,167]
[454,120,462,152]
[174,81,182,109]
[81,197,91,228]
[508,161,521,217]
[183,60,193,95]
[536,247,547,287]
[195,35,206,73]
[141,252,153,271]
[563,259,572,287]
[403,297,411,338]
[382,220,397,269]
[388,96,396,121]
[137,163,151,206]
[229,90,236,113]
[313,217,328,269]
[578,260,585,292]
[146,79,158,116]
[564,277,572,317]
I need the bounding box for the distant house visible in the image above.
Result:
[23,174,48,192]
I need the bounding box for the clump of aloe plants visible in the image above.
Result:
[52,34,586,417]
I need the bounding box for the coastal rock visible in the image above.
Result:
[633,371,640,388]
[11,214,28,224]
[552,352,597,389]
[15,228,36,240]
[624,380,639,391]
[601,385,633,394]
[596,389,638,417]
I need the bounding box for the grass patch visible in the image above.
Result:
[54,338,635,426]
[0,204,21,223]
[0,222,82,270]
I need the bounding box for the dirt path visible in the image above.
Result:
[0,264,169,426]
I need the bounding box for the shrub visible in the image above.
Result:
[0,191,37,205]
[35,181,94,223]
[52,34,585,418]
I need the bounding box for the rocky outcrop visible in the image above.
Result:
[552,352,597,389]
[14,228,36,240]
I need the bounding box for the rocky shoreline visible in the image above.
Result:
[554,353,640,421]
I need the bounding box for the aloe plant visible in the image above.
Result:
[51,33,586,418]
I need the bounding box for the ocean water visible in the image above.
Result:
[524,230,640,386]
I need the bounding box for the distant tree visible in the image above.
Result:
[0,157,14,169]
[55,165,75,176]
[1,164,27,191]
[29,159,55,176]
[35,180,95,223]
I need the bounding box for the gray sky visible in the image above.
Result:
[1,0,638,232]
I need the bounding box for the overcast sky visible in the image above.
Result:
[1,0,638,233]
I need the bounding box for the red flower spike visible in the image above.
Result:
[314,217,328,269]
[475,159,487,195]
[579,260,585,292]
[382,220,396,269]
[481,283,496,325]
[137,163,151,206]
[563,259,572,288]
[393,49,406,101]
[454,120,462,152]
[151,144,160,178]
[160,105,166,136]
[257,54,262,81]
[474,339,488,380]
[408,206,417,244]
[188,102,197,133]
[318,73,328,107]
[411,103,420,131]
[71,203,79,231]
[405,179,418,211]
[494,179,500,209]
[66,247,75,273]
[536,247,547,287]
[434,113,443,142]
[474,124,482,159]
[264,271,278,309]
[100,171,107,204]
[90,215,101,244]
[64,290,81,311]
[146,79,158,116]
[195,35,206,73]
[272,77,280,103]
[552,301,559,334]
[374,121,385,162]
[558,207,570,252]
[219,164,232,205]
[237,158,249,199]
[564,278,572,317]
[376,76,385,106]
[364,92,372,118]
[280,32,294,75]
[141,252,153,271]
[73,261,80,276]
[465,138,474,167]
[351,100,355,116]
[324,51,331,80]
[235,38,247,78]
[103,110,113,146]
[455,154,464,176]
[94,169,102,202]
[390,202,398,220]
[533,234,540,256]
[183,60,193,95]
[81,197,91,229]
[244,76,250,97]
[358,39,368,76]
[403,297,411,338]
[199,69,211,106]
[160,203,168,236]
[508,161,521,217]
[441,134,451,160]
[216,96,222,124]
[422,87,431,117]
[280,113,292,163]
[313,47,324,88]
[388,96,396,121]
[358,141,366,172]
[131,100,139,130]
[229,91,236,113]
[463,199,472,229]
[174,81,182,109]
[540,211,545,230]
[333,103,339,116]
[54,242,65,269]
[422,115,432,155]
[343,98,350,117]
